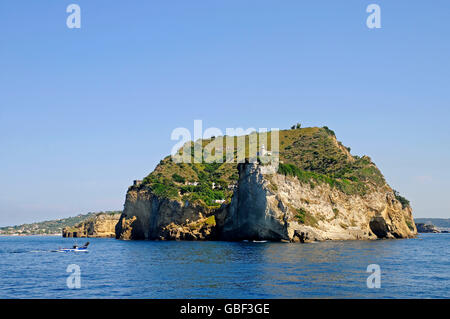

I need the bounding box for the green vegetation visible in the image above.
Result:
[137,125,391,206]
[142,174,179,199]
[278,162,369,195]
[140,156,232,206]
[181,183,225,207]
[171,173,185,184]
[295,208,318,226]
[394,190,411,209]
[405,219,414,231]
[322,126,335,136]
[277,127,386,195]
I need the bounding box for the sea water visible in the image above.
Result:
[0,234,448,298]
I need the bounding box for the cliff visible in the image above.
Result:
[115,187,219,240]
[116,126,417,242]
[221,163,415,242]
[63,212,121,238]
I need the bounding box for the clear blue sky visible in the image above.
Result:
[1,0,449,226]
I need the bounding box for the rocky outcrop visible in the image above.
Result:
[116,162,417,242]
[415,223,440,233]
[221,163,416,242]
[115,185,222,240]
[63,213,121,238]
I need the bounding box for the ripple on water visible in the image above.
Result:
[0,234,448,298]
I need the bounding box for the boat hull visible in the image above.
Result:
[56,248,88,252]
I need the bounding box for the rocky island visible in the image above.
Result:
[116,126,417,242]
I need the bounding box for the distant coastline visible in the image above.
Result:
[3,213,449,238]
[414,218,450,229]
[0,211,121,237]
[0,234,61,237]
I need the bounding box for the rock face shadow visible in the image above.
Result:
[369,217,389,238]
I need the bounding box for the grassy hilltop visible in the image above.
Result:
[134,126,410,209]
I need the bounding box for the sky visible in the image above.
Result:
[1,0,449,226]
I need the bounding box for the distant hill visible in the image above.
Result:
[414,218,450,228]
[0,211,122,236]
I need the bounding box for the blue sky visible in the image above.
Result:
[1,0,449,226]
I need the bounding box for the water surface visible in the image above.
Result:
[0,234,448,298]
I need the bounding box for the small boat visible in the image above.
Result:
[56,242,90,253]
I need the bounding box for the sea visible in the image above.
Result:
[0,234,448,298]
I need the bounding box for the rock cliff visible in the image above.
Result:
[221,163,416,242]
[63,212,121,238]
[115,126,417,242]
[115,184,221,240]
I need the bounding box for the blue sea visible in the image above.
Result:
[0,234,448,298]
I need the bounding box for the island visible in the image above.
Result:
[115,126,417,242]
